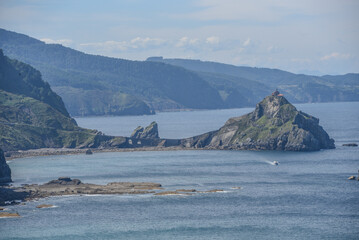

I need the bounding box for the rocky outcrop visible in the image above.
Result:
[182,94,335,151]
[0,177,163,204]
[130,121,159,139]
[0,148,11,183]
[0,212,20,218]
[85,149,93,155]
[343,143,358,147]
[36,204,55,208]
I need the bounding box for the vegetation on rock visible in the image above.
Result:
[182,94,335,151]
[0,51,111,151]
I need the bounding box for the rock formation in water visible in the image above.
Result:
[130,121,159,139]
[0,177,162,205]
[182,94,335,151]
[0,148,11,183]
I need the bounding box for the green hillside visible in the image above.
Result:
[0,29,225,116]
[147,57,359,104]
[0,51,109,151]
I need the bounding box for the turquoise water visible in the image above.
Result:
[1,102,359,239]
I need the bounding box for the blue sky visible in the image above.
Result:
[0,0,358,75]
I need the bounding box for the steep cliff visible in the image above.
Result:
[0,51,112,151]
[0,148,11,183]
[182,94,335,151]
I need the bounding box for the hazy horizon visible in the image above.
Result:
[0,0,358,75]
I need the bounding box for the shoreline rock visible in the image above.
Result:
[154,191,192,196]
[0,212,20,218]
[36,204,55,208]
[198,189,224,193]
[0,177,162,205]
[343,143,358,147]
[85,149,93,155]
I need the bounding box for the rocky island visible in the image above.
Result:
[181,90,335,151]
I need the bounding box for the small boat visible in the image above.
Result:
[273,161,279,165]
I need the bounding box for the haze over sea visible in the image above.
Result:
[2,102,359,240]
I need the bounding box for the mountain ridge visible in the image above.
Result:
[0,28,225,116]
[147,57,359,104]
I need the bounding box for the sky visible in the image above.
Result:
[0,0,358,75]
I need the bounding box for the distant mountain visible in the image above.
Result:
[0,51,111,151]
[0,29,224,116]
[1,28,357,118]
[147,57,359,104]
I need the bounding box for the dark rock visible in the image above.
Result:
[343,143,358,147]
[130,126,144,138]
[181,94,335,151]
[85,149,93,155]
[0,188,29,206]
[130,121,159,139]
[58,177,72,182]
[45,177,82,185]
[0,148,12,184]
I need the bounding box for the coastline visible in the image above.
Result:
[5,146,189,160]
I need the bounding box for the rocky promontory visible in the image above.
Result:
[181,93,335,151]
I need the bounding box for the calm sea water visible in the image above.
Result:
[1,102,359,240]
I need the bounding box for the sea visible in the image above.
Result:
[1,102,359,240]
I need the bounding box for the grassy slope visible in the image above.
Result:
[0,52,108,151]
[0,29,224,116]
[0,90,103,151]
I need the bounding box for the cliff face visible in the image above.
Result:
[131,122,159,139]
[183,95,335,151]
[0,51,112,151]
[0,148,11,183]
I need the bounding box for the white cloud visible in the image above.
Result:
[206,36,220,44]
[41,38,73,46]
[320,52,351,61]
[243,38,251,46]
[130,37,166,48]
[80,41,128,51]
[176,37,199,47]
[80,37,167,51]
